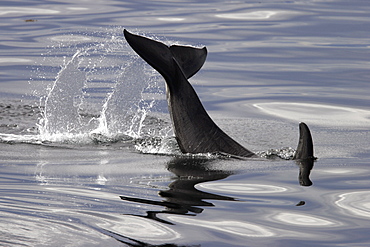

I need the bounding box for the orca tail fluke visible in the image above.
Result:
[293,122,315,160]
[169,45,207,79]
[123,29,207,81]
[123,29,176,81]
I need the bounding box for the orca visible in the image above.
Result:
[123,29,314,160]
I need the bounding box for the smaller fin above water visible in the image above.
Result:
[293,122,314,160]
[293,122,315,186]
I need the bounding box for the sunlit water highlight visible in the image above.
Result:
[254,102,370,127]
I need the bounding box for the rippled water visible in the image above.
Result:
[1,0,370,246]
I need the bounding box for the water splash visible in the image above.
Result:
[95,59,159,138]
[30,28,171,148]
[38,50,87,138]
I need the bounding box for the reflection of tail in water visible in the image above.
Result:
[293,122,316,186]
[120,156,234,225]
[164,157,236,208]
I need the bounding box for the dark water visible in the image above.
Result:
[1,0,370,246]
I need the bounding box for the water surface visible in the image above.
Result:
[1,0,369,246]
